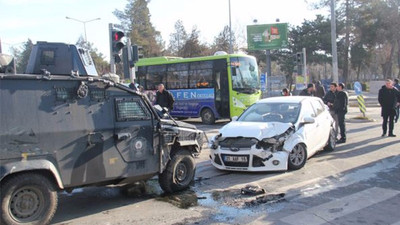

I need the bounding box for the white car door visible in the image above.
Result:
[309,99,330,152]
[300,100,321,156]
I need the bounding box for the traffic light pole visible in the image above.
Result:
[109,23,116,74]
[266,49,271,78]
[302,47,307,84]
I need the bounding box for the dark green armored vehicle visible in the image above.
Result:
[0,42,205,225]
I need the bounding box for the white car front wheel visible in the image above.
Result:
[288,144,307,170]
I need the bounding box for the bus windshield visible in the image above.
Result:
[231,57,260,94]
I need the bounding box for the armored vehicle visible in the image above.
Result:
[0,42,205,225]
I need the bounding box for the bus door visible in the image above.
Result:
[214,59,230,118]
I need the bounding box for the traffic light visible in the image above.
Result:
[296,52,303,65]
[111,28,125,64]
[132,45,143,63]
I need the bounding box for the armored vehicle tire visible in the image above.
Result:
[324,127,336,152]
[201,108,215,125]
[1,173,58,225]
[288,144,307,170]
[159,150,195,193]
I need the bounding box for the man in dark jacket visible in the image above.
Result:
[394,78,400,123]
[334,83,348,143]
[323,82,338,138]
[378,79,399,137]
[315,81,326,99]
[299,83,315,96]
[155,83,175,111]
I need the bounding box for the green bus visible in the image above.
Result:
[135,53,261,124]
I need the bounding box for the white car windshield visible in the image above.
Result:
[239,102,301,123]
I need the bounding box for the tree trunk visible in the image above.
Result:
[398,39,400,77]
[382,44,395,78]
[357,64,361,81]
[343,0,351,83]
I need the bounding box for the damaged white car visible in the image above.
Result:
[209,96,336,171]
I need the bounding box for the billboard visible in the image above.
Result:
[247,23,288,50]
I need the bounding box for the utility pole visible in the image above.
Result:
[228,0,233,54]
[266,50,271,78]
[330,0,339,83]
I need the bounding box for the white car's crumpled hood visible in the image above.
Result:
[219,121,293,140]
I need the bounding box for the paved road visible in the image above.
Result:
[53,106,400,225]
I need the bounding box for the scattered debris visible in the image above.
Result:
[156,190,198,209]
[241,184,266,196]
[245,193,286,207]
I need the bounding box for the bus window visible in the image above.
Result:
[167,63,189,89]
[147,65,166,89]
[137,66,147,88]
[189,61,213,88]
[230,57,260,94]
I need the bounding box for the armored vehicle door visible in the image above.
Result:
[113,96,160,172]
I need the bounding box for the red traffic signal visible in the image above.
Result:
[110,28,126,64]
[113,31,124,41]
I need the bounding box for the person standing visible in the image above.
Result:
[155,83,175,111]
[129,81,138,91]
[378,79,399,137]
[299,83,315,96]
[394,78,400,123]
[315,81,326,99]
[334,83,348,143]
[323,82,338,138]
[282,88,291,96]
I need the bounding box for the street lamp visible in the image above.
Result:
[65,16,101,43]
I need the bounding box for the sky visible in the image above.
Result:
[0,0,328,60]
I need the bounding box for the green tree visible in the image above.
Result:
[211,25,237,53]
[114,0,163,57]
[352,0,400,78]
[10,39,33,74]
[181,26,209,57]
[167,20,188,56]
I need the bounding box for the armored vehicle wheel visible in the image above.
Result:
[1,173,58,225]
[159,150,195,193]
[288,144,307,170]
[201,108,215,125]
[324,127,336,152]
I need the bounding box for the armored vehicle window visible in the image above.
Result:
[79,48,94,66]
[41,50,55,65]
[115,99,151,121]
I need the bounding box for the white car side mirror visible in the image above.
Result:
[302,117,315,124]
[232,116,238,121]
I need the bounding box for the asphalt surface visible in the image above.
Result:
[52,105,400,225]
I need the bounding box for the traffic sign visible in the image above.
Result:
[354,81,362,95]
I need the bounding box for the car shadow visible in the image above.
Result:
[347,124,381,134]
[315,138,400,161]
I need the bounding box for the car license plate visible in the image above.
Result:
[224,156,248,162]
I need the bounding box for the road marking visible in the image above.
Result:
[281,187,400,225]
